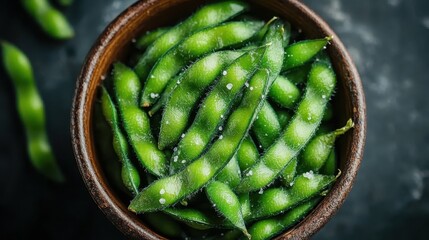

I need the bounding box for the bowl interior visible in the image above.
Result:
[72,0,366,239]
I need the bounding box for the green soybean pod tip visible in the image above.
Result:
[1,41,65,182]
[206,181,250,238]
[22,0,74,39]
[283,37,332,71]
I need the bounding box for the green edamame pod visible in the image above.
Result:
[144,212,184,238]
[164,208,229,230]
[169,48,266,173]
[251,174,335,219]
[141,20,264,107]
[269,75,301,109]
[1,41,64,182]
[251,101,281,149]
[216,156,242,188]
[248,198,320,240]
[93,102,127,193]
[100,87,140,195]
[206,181,250,238]
[112,63,167,177]
[280,157,298,187]
[236,60,337,193]
[134,1,249,81]
[22,0,74,39]
[283,37,331,70]
[320,148,337,175]
[129,66,270,213]
[135,27,171,50]
[158,50,243,150]
[298,119,353,173]
[236,136,259,172]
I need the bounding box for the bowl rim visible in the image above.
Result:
[71,0,366,239]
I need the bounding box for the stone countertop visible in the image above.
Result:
[0,0,428,239]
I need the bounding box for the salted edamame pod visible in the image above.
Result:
[250,173,335,219]
[248,198,321,240]
[112,63,167,177]
[236,60,337,193]
[158,50,244,150]
[1,42,64,182]
[134,1,249,81]
[100,87,140,195]
[129,67,271,213]
[298,119,353,173]
[22,0,74,39]
[140,20,264,107]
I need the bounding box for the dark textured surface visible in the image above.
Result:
[0,0,428,239]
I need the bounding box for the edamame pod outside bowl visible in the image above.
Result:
[71,0,366,239]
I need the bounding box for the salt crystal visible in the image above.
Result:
[258,188,264,194]
[222,70,228,76]
[219,135,223,140]
[226,83,233,90]
[173,156,178,162]
[303,170,314,179]
[159,198,166,204]
[181,133,186,138]
[218,126,223,131]
[245,82,249,87]
[181,160,186,164]
[322,95,326,99]
[250,87,254,91]
[160,189,165,195]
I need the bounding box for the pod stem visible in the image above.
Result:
[334,118,354,137]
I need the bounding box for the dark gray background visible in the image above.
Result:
[0,0,428,239]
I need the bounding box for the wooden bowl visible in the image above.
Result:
[71,0,366,239]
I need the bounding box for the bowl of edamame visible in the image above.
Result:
[71,0,366,239]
